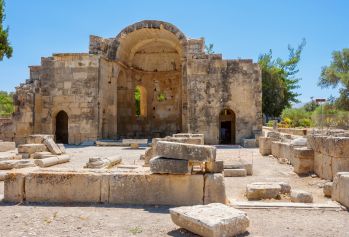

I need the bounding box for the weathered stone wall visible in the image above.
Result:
[3,20,262,145]
[186,40,262,144]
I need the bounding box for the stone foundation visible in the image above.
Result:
[4,169,226,205]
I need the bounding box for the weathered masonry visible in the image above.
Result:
[1,20,262,145]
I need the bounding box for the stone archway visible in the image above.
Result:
[55,110,68,144]
[219,109,236,144]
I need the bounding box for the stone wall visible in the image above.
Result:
[186,45,262,144]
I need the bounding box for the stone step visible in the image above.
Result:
[224,168,247,177]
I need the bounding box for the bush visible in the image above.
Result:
[281,107,312,128]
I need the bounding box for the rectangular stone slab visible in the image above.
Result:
[25,171,103,203]
[18,144,47,154]
[149,157,190,174]
[170,203,249,237]
[108,174,204,205]
[155,141,216,161]
[0,142,16,152]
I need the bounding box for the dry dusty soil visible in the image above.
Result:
[0,145,348,237]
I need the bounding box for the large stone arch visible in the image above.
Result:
[108,20,188,138]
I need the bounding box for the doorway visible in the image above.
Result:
[219,109,236,144]
[55,111,68,144]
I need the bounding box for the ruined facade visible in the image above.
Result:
[1,20,262,145]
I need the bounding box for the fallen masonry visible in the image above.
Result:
[290,190,313,203]
[246,182,282,200]
[170,203,249,237]
[84,156,122,169]
[149,157,190,174]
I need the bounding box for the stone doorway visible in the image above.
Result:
[219,109,236,144]
[55,111,68,144]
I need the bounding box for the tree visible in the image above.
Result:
[259,39,306,118]
[319,48,349,110]
[205,43,214,54]
[0,0,12,61]
[0,91,14,116]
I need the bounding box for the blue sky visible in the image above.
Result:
[1,0,348,105]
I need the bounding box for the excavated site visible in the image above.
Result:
[0,20,348,237]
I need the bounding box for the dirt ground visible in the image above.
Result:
[0,145,348,237]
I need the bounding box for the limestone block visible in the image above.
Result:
[34,155,70,167]
[224,169,247,177]
[0,141,16,152]
[18,144,47,154]
[332,173,349,208]
[205,161,224,173]
[84,156,121,169]
[150,157,190,174]
[224,161,252,175]
[290,190,313,203]
[332,157,349,178]
[170,203,249,237]
[259,137,272,156]
[291,138,307,146]
[322,154,333,180]
[314,152,323,178]
[203,173,227,204]
[246,182,281,200]
[4,172,26,202]
[155,141,216,162]
[0,159,35,170]
[43,138,62,155]
[323,182,332,197]
[276,182,291,194]
[25,171,102,203]
[0,152,18,161]
[26,134,54,144]
[19,153,30,159]
[108,174,204,205]
[0,170,8,181]
[328,137,349,158]
[271,141,281,158]
[122,139,148,145]
[293,147,314,174]
[33,152,56,159]
[143,147,154,166]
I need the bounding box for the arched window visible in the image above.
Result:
[135,85,147,117]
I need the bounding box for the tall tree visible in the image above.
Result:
[259,39,306,118]
[319,48,349,110]
[0,0,12,61]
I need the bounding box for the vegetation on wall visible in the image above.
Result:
[259,39,306,118]
[0,91,14,116]
[0,0,12,61]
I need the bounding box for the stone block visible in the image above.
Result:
[0,141,16,152]
[291,137,307,146]
[271,141,281,158]
[4,172,26,202]
[149,157,190,174]
[259,137,272,156]
[335,173,349,208]
[277,182,291,194]
[25,171,102,203]
[203,173,226,204]
[205,161,224,173]
[18,144,47,154]
[290,190,313,203]
[246,182,281,200]
[84,156,121,169]
[170,203,249,237]
[224,161,252,175]
[332,157,349,178]
[155,141,216,162]
[108,174,204,205]
[293,147,314,174]
[322,154,333,180]
[314,152,323,177]
[122,139,148,145]
[26,134,54,144]
[0,159,35,170]
[328,137,349,158]
[130,143,139,149]
[323,182,332,197]
[57,143,66,153]
[43,138,62,155]
[224,169,247,177]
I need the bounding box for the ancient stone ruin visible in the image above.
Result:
[0,20,262,146]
